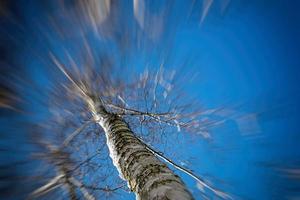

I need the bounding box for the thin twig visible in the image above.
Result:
[135,136,232,200]
[107,102,171,117]
[83,183,126,192]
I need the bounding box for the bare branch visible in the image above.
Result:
[80,183,126,192]
[50,53,88,99]
[135,136,232,200]
[62,120,92,147]
[69,177,96,200]
[30,175,64,198]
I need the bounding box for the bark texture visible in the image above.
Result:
[88,98,194,200]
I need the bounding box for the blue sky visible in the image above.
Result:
[178,1,300,199]
[1,1,300,199]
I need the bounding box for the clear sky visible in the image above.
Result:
[1,1,300,200]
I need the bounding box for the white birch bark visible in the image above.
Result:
[87,97,194,200]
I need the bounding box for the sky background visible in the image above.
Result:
[1,1,300,200]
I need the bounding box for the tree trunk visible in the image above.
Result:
[88,98,194,200]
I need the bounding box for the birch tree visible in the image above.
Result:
[0,1,234,199]
[27,50,230,199]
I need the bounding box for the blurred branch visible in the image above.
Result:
[30,175,63,198]
[62,120,93,147]
[69,177,95,200]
